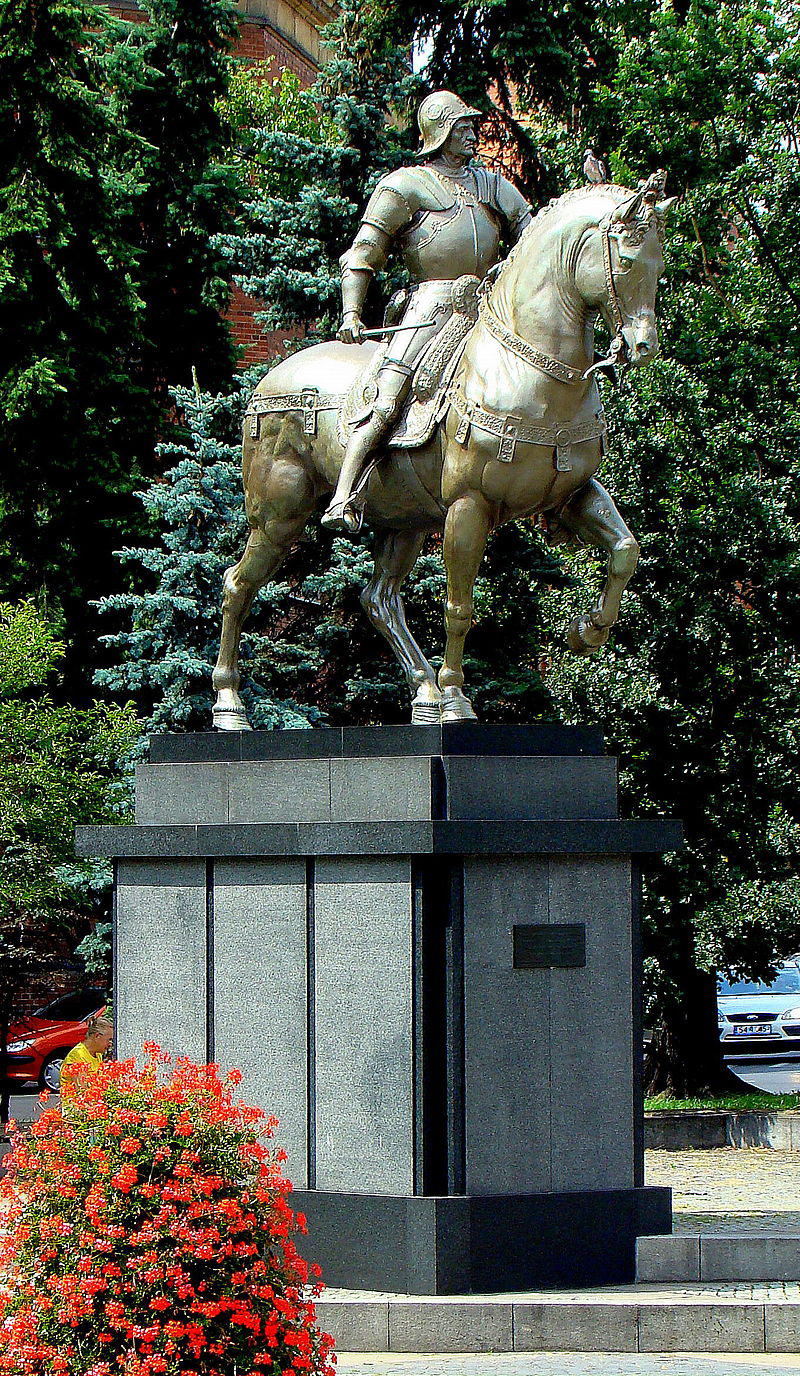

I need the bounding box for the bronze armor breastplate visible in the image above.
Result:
[400,195,502,282]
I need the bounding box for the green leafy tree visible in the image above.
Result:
[0,602,137,1119]
[541,0,800,1094]
[220,64,331,195]
[0,0,239,693]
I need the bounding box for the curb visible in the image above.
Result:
[637,1234,800,1283]
[645,1110,800,1150]
[314,1288,800,1353]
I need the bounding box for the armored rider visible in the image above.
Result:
[321,90,534,531]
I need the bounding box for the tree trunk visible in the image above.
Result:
[644,964,744,1097]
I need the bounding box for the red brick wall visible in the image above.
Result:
[237,19,316,83]
[227,284,304,368]
[12,970,81,1023]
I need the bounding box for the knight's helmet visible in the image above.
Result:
[417,90,482,157]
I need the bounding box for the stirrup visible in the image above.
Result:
[321,498,363,533]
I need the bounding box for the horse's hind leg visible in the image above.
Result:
[557,477,640,654]
[360,529,442,724]
[212,458,315,730]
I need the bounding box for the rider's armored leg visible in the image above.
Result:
[322,364,413,532]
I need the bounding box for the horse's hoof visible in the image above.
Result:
[567,614,610,655]
[411,695,442,725]
[440,687,478,722]
[212,705,253,732]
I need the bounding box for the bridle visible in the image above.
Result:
[582,223,632,381]
[479,218,637,386]
[602,223,628,336]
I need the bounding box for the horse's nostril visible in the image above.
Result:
[638,341,651,355]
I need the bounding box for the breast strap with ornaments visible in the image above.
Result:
[478,304,584,386]
[448,387,606,469]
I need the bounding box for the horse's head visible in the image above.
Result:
[575,171,678,369]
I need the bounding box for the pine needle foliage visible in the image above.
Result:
[0,0,240,693]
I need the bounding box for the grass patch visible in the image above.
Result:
[645,1092,800,1112]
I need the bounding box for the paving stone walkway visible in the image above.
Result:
[334,1355,800,1374]
[322,1282,800,1301]
[646,1149,800,1235]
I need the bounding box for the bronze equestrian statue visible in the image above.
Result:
[212,92,676,730]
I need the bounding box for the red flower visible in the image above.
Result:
[110,1163,139,1193]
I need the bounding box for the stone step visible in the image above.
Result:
[645,1110,800,1151]
[637,1233,800,1283]
[314,1284,800,1354]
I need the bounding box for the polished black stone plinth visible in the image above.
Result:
[291,1187,673,1294]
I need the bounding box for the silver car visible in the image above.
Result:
[718,961,800,1055]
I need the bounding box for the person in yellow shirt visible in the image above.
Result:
[59,1013,113,1098]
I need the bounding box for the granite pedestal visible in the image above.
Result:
[76,724,680,1293]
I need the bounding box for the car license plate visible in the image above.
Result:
[731,1024,773,1036]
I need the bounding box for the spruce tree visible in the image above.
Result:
[100,0,239,398]
[0,0,148,693]
[373,0,616,199]
[0,0,240,692]
[94,378,324,734]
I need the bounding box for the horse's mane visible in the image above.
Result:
[519,182,635,243]
[492,181,637,291]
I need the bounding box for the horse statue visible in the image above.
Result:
[212,174,675,729]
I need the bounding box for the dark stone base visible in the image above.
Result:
[148,722,606,764]
[292,1187,672,1294]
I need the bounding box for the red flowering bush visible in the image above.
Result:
[0,1045,334,1376]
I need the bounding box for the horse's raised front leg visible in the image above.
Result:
[360,530,442,724]
[212,460,315,730]
[438,493,491,721]
[557,477,640,654]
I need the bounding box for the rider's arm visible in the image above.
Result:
[338,175,415,341]
[339,224,391,338]
[494,173,534,243]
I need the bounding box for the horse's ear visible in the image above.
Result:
[611,189,646,225]
[655,195,679,217]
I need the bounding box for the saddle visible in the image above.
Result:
[337,275,481,451]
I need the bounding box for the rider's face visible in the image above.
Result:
[445,119,478,162]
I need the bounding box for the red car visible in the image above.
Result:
[3,988,108,1091]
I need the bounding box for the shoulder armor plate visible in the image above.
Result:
[376,165,456,214]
